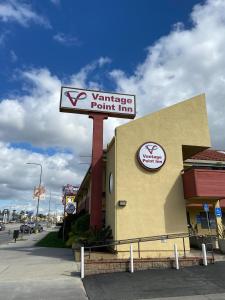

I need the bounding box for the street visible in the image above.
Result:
[0,223,20,245]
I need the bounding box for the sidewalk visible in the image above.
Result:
[0,229,87,300]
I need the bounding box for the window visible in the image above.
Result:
[109,173,113,194]
[199,212,216,229]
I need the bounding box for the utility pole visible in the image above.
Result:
[48,191,51,227]
[26,162,43,230]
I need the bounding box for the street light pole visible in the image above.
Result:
[48,191,51,227]
[26,162,42,224]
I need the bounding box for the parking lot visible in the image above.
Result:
[83,262,225,300]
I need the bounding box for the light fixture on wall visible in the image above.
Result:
[118,200,127,207]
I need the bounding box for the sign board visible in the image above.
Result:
[62,184,78,195]
[215,207,222,217]
[33,186,45,200]
[203,203,209,212]
[60,87,136,119]
[65,195,76,204]
[137,142,166,171]
[64,195,77,214]
[65,202,76,214]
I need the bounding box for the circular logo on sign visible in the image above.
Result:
[65,202,76,214]
[137,142,166,171]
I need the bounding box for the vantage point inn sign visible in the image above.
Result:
[60,86,136,119]
[137,142,166,171]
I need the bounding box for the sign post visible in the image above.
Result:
[203,203,211,235]
[89,113,108,229]
[60,87,136,230]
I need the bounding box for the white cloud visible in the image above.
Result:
[2,0,225,210]
[0,0,50,27]
[0,141,85,212]
[0,30,9,45]
[0,57,115,153]
[110,0,225,149]
[53,32,80,46]
[98,57,112,67]
[0,58,120,211]
[10,50,17,62]
[0,99,25,131]
[50,0,60,6]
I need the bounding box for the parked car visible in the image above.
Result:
[20,222,43,233]
[36,223,44,232]
[20,222,35,233]
[0,223,5,231]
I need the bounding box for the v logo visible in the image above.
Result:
[145,145,158,154]
[65,91,87,107]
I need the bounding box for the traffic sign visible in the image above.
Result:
[203,203,209,212]
[215,207,222,217]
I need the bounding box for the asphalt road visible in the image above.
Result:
[83,262,225,300]
[0,223,20,245]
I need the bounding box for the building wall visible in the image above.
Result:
[105,139,117,240]
[109,94,211,257]
[77,183,91,213]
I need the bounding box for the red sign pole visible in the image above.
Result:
[89,113,108,229]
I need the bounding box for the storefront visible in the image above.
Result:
[183,149,225,237]
[75,94,225,258]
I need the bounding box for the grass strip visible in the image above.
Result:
[36,231,70,248]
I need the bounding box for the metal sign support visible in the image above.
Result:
[89,113,108,229]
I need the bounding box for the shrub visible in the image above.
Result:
[66,213,113,248]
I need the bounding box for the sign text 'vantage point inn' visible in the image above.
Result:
[60,87,136,119]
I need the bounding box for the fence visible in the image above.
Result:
[84,232,189,259]
[79,232,215,278]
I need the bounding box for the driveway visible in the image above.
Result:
[0,230,87,300]
[83,262,225,300]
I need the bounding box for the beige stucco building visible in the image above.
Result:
[76,94,225,258]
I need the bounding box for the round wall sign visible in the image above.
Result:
[109,173,113,194]
[65,202,76,214]
[137,142,166,171]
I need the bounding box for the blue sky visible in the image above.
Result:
[0,0,199,96]
[1,0,225,213]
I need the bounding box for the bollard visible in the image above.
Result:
[202,243,207,266]
[130,244,134,273]
[81,246,84,279]
[174,244,179,270]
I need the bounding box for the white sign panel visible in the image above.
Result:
[60,87,136,119]
[137,142,166,171]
